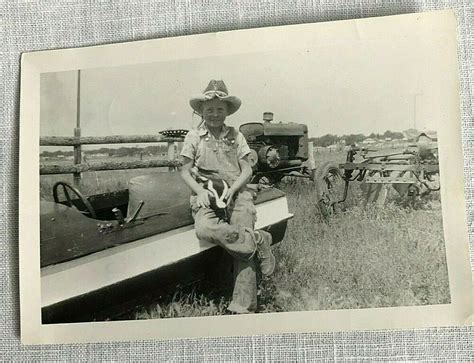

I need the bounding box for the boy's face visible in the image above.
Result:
[201,98,228,129]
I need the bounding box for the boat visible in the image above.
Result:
[40,171,293,323]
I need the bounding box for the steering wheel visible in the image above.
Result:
[52,181,97,219]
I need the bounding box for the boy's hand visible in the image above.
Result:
[224,187,237,206]
[196,188,213,208]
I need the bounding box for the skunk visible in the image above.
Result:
[191,167,230,211]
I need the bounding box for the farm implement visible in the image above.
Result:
[316,135,440,215]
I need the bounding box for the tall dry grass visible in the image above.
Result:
[131,180,449,319]
[135,289,229,319]
[259,180,449,312]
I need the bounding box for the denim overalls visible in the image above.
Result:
[182,124,260,313]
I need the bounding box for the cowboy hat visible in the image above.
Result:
[190,80,241,116]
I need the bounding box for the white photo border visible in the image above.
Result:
[20,10,472,344]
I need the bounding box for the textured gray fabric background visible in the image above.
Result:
[1,0,472,360]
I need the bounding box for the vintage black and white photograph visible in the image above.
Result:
[20,10,472,344]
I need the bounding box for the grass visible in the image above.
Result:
[39,151,450,318]
[259,180,449,312]
[135,289,229,319]
[126,178,449,319]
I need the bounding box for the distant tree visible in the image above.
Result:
[368,132,378,139]
[93,147,113,155]
[40,150,73,157]
[343,133,366,145]
[310,131,407,146]
[383,130,404,139]
[144,145,167,155]
[312,134,339,147]
[115,147,131,157]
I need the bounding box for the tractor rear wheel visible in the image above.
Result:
[312,161,345,218]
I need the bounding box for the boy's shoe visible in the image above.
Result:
[255,230,275,277]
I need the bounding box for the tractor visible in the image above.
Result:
[239,112,342,214]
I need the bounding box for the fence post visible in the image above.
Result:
[73,127,82,185]
[167,141,176,171]
[73,69,82,186]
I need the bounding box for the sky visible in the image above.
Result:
[40,33,442,150]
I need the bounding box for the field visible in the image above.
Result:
[262,180,449,312]
[132,181,449,319]
[39,151,450,318]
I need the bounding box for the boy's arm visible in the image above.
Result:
[181,157,212,208]
[225,155,252,204]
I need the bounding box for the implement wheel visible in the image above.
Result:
[313,161,345,218]
[251,173,284,187]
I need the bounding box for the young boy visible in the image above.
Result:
[180,80,275,314]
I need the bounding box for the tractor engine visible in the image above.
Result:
[239,112,309,172]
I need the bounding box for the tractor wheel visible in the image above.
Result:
[312,161,345,217]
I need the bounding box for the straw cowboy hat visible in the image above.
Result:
[190,80,242,116]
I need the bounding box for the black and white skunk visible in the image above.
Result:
[191,167,230,211]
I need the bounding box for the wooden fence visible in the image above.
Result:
[40,134,184,185]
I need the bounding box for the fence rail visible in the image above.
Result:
[40,135,183,146]
[40,159,183,175]
[40,134,184,182]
